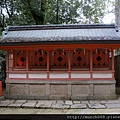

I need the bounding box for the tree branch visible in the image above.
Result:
[4,0,11,17]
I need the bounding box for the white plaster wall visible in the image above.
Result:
[71,73,90,78]
[50,73,68,78]
[93,73,112,78]
[29,73,47,78]
[9,74,26,78]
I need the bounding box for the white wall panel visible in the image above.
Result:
[93,73,112,78]
[9,74,26,78]
[71,73,90,78]
[29,73,47,78]
[50,73,68,78]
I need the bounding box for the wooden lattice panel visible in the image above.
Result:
[72,49,89,68]
[14,51,26,67]
[33,51,47,67]
[51,51,68,67]
[93,49,109,68]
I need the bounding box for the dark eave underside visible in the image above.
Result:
[1,40,120,46]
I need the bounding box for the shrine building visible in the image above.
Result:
[0,24,120,100]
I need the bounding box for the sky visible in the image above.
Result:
[102,0,115,24]
[102,13,115,24]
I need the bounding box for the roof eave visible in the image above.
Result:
[1,40,120,46]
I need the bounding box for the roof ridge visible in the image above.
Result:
[7,23,116,29]
[4,23,118,34]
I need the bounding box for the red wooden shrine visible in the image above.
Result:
[0,24,119,100]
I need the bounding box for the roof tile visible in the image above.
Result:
[1,24,120,43]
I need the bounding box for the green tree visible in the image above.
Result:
[0,0,5,31]
[45,0,109,24]
[1,0,46,26]
[80,0,106,24]
[45,0,81,24]
[22,0,46,25]
[0,0,112,27]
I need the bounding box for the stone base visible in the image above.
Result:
[116,87,120,94]
[5,80,117,100]
[0,96,5,100]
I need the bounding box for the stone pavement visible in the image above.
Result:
[1,99,120,109]
[1,90,120,109]
[1,98,120,114]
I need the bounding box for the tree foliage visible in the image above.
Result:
[45,0,81,24]
[0,0,112,29]
[81,0,106,24]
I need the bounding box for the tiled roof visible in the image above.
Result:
[1,24,120,44]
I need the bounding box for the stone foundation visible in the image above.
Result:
[5,80,117,100]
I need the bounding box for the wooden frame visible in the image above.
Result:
[7,46,115,80]
[50,50,68,70]
[92,49,109,68]
[71,49,90,70]
[13,50,26,69]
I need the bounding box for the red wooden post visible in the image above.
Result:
[26,50,29,79]
[47,50,50,78]
[68,50,71,79]
[6,50,9,79]
[90,49,93,79]
[111,49,114,79]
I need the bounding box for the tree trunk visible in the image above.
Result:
[27,0,45,25]
[115,0,120,27]
[56,0,59,24]
[0,8,5,29]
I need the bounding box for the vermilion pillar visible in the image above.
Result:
[111,49,115,79]
[26,50,29,79]
[6,50,9,79]
[47,50,50,78]
[90,50,93,79]
[68,50,71,79]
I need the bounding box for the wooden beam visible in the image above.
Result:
[7,78,114,81]
[7,70,113,73]
[1,44,120,51]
